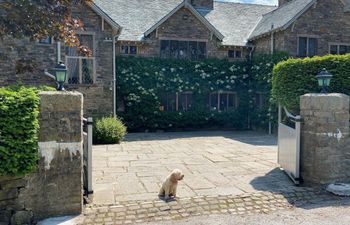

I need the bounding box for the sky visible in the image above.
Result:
[220,0,278,6]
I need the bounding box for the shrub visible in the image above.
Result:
[94,117,127,144]
[0,86,40,176]
[272,54,350,113]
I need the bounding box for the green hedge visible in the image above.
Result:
[116,54,288,132]
[0,86,40,176]
[272,54,350,113]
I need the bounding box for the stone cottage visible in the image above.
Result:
[0,0,349,117]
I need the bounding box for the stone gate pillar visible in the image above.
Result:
[300,93,350,184]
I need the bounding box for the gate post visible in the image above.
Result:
[87,117,93,194]
[300,93,350,184]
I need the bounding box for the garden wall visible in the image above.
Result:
[0,91,83,225]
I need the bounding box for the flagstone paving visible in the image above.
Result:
[80,131,348,225]
[91,131,294,205]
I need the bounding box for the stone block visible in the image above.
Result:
[10,211,33,225]
[0,188,18,201]
[0,178,26,190]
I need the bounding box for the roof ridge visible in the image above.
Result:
[213,0,277,7]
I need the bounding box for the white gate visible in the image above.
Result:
[278,105,302,185]
[83,117,93,195]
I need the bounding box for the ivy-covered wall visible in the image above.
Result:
[116,52,289,132]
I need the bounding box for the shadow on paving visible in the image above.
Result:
[250,168,350,210]
[124,130,277,146]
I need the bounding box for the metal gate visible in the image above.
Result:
[83,117,93,195]
[278,105,302,185]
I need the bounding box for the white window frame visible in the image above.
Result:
[329,42,350,54]
[209,91,238,112]
[65,31,96,84]
[297,35,319,57]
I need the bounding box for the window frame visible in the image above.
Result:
[297,35,319,57]
[329,42,350,55]
[228,49,242,59]
[37,37,53,45]
[65,31,96,85]
[209,91,238,112]
[159,39,208,59]
[121,45,138,55]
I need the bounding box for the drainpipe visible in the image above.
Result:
[113,35,118,118]
[247,44,255,130]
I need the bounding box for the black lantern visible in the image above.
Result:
[316,68,332,94]
[54,62,67,91]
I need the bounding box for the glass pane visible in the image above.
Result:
[235,51,242,58]
[82,59,94,84]
[198,42,206,59]
[38,37,51,44]
[220,93,228,111]
[189,41,198,59]
[308,38,317,56]
[178,41,188,59]
[228,94,236,109]
[160,40,170,58]
[129,46,137,54]
[170,40,179,58]
[121,46,129,54]
[161,93,176,111]
[330,45,338,54]
[298,37,307,57]
[228,50,235,58]
[339,45,347,55]
[179,93,192,111]
[66,58,79,84]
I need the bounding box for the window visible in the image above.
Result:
[160,40,207,59]
[179,92,192,111]
[209,92,238,111]
[121,45,137,55]
[160,93,177,111]
[255,93,268,109]
[329,44,350,55]
[228,50,242,59]
[65,33,95,84]
[298,37,318,57]
[38,37,52,45]
[160,92,193,111]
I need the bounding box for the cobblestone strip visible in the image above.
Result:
[82,188,342,225]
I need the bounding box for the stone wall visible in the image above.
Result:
[283,0,350,57]
[0,3,116,118]
[300,93,350,184]
[0,91,84,225]
[254,31,285,54]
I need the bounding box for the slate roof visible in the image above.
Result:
[249,0,316,40]
[92,0,320,46]
[93,0,183,41]
[199,2,275,46]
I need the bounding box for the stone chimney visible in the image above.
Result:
[190,0,214,10]
[278,0,292,6]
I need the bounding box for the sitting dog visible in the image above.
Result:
[159,169,184,201]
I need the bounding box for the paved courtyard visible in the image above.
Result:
[91,131,295,205]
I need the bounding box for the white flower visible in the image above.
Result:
[195,64,201,69]
[170,68,175,72]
